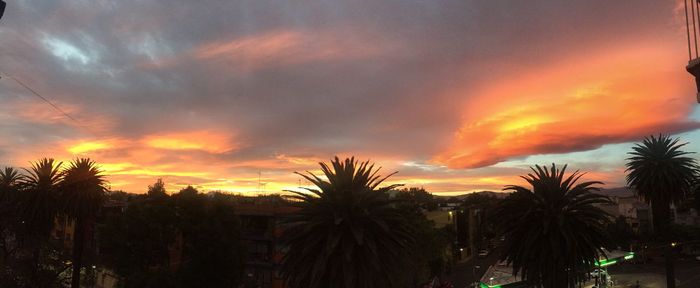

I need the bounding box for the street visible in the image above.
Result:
[607,257,700,288]
[445,250,501,288]
[443,253,700,288]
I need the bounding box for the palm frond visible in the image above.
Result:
[495,163,612,288]
[281,156,411,288]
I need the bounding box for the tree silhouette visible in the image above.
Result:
[19,158,64,285]
[147,178,168,199]
[281,157,414,288]
[626,135,697,288]
[0,167,22,277]
[61,158,107,288]
[493,164,612,288]
[99,186,244,287]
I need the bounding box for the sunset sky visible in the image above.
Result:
[1,0,700,195]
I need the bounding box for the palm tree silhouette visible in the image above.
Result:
[0,167,23,195]
[21,158,63,240]
[493,164,612,288]
[281,157,414,288]
[626,135,697,288]
[626,135,697,234]
[61,158,107,288]
[20,158,63,284]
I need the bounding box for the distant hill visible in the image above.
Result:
[432,188,636,201]
[598,187,635,198]
[433,191,508,201]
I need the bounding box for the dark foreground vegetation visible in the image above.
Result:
[0,135,699,288]
[0,157,452,288]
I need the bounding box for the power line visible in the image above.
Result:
[6,75,81,124]
[1,73,107,146]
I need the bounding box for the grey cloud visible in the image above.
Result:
[0,0,682,168]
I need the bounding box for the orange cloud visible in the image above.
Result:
[142,130,236,153]
[435,41,699,168]
[191,29,394,70]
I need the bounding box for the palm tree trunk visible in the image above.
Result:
[651,201,675,288]
[665,244,676,288]
[651,201,670,235]
[71,216,85,288]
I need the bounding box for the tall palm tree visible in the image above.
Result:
[281,157,414,288]
[20,158,64,285]
[625,135,697,288]
[626,135,697,234]
[61,158,107,288]
[493,164,613,288]
[20,158,63,242]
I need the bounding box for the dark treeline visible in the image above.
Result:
[98,183,246,288]
[0,157,453,288]
[2,135,699,288]
[0,158,105,287]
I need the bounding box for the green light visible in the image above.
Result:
[599,259,617,267]
[595,258,617,267]
[624,253,634,260]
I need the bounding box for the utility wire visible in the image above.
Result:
[6,75,80,124]
[2,73,104,141]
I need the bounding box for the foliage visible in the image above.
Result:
[394,187,438,211]
[176,185,198,198]
[626,135,697,236]
[106,190,131,202]
[493,164,613,288]
[17,158,68,287]
[99,193,178,288]
[61,158,107,288]
[147,178,167,199]
[99,180,244,288]
[281,157,415,288]
[668,223,700,243]
[61,158,107,220]
[20,158,64,240]
[175,196,244,287]
[605,216,635,251]
[0,167,22,253]
[394,200,451,287]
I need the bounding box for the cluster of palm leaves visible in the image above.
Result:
[0,157,107,288]
[281,157,415,288]
[625,135,698,288]
[487,135,698,288]
[626,135,697,236]
[492,164,613,288]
